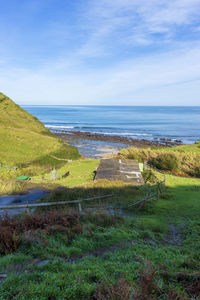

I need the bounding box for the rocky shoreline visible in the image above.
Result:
[55,130,182,148]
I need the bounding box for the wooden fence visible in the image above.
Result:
[128,179,166,210]
[0,163,167,214]
[127,161,167,210]
[0,194,113,213]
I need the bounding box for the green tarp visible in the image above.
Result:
[16,176,31,181]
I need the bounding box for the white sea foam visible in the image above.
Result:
[45,125,74,129]
[85,131,151,137]
[45,124,153,138]
[45,125,152,137]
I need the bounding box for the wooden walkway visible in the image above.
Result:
[95,159,144,185]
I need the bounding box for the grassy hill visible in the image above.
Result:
[0,92,79,174]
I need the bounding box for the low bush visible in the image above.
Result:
[190,166,200,178]
[0,226,21,255]
[151,153,179,171]
[120,145,200,178]
[142,169,158,184]
[93,261,189,299]
[94,278,133,300]
[0,211,83,255]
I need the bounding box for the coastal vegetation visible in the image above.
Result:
[120,143,200,177]
[0,172,200,299]
[0,92,79,194]
[0,93,200,299]
[0,92,79,167]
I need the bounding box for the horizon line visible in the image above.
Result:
[20,104,200,107]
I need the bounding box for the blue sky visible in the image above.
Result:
[0,0,200,105]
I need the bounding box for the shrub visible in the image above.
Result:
[188,166,200,178]
[121,146,200,178]
[0,211,83,255]
[194,167,200,178]
[142,169,158,184]
[94,278,133,300]
[94,261,187,300]
[0,226,21,255]
[151,153,179,171]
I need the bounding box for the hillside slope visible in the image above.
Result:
[0,92,79,168]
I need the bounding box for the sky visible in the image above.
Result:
[0,0,200,105]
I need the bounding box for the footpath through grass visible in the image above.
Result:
[0,170,200,299]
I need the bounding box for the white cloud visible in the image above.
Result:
[1,42,200,105]
[80,0,200,51]
[0,0,200,105]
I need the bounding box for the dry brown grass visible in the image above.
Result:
[0,178,27,195]
[0,211,83,255]
[93,261,191,300]
[120,147,200,177]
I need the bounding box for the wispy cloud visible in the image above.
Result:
[80,0,200,52]
[1,41,200,105]
[0,0,200,104]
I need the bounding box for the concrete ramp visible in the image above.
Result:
[96,159,144,185]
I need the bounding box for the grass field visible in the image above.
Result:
[0,167,200,299]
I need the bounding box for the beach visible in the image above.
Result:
[55,130,183,158]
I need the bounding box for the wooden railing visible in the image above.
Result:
[0,163,167,214]
[129,177,166,210]
[0,194,113,213]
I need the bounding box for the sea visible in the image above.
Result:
[23,106,200,144]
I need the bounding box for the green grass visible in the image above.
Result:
[32,159,99,188]
[0,92,80,194]
[1,92,200,298]
[0,128,79,167]
[0,171,200,299]
[0,92,79,167]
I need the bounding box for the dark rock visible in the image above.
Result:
[12,199,22,204]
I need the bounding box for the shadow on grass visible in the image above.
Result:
[35,178,200,222]
[0,181,200,299]
[16,144,80,170]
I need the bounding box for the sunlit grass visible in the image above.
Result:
[120,144,200,177]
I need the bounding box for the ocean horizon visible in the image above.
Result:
[23,105,200,144]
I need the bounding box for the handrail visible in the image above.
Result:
[0,194,113,210]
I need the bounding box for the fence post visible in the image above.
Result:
[78,203,82,213]
[26,201,31,215]
[114,196,118,217]
[156,185,159,200]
